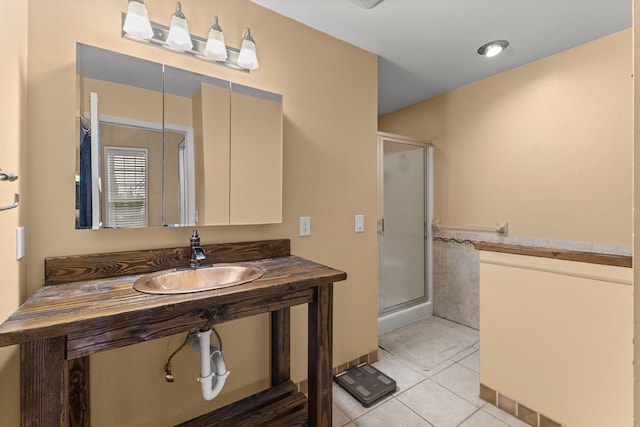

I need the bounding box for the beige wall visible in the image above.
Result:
[479,251,633,426]
[3,0,379,425]
[634,2,640,426]
[81,78,164,125]
[380,30,633,246]
[379,26,635,426]
[0,0,27,425]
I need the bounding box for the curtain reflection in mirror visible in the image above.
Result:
[78,122,93,229]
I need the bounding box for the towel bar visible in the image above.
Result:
[0,194,19,212]
[432,220,508,236]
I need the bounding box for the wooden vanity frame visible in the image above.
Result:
[0,239,347,426]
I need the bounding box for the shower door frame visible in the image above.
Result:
[377,132,434,332]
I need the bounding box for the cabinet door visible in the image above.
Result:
[230,84,283,224]
[76,44,164,229]
[192,79,231,225]
[164,66,231,226]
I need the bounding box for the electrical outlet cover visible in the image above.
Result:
[299,216,311,236]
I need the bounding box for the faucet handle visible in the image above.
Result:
[193,247,206,261]
[191,229,200,246]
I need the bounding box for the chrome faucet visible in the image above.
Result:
[189,230,207,269]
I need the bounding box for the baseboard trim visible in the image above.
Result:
[480,383,564,427]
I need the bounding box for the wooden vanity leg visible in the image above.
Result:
[20,337,68,427]
[68,357,90,427]
[271,307,291,385]
[308,284,333,427]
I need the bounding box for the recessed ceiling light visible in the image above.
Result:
[477,40,509,58]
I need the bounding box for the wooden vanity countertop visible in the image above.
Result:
[0,255,347,351]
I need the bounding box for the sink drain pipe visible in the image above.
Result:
[187,327,230,401]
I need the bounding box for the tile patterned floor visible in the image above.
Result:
[333,316,530,427]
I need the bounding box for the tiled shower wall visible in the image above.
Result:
[433,238,480,329]
[432,230,631,330]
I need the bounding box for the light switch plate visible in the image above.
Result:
[299,216,311,236]
[355,215,365,233]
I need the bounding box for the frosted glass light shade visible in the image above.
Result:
[237,28,259,70]
[123,0,153,39]
[203,17,228,61]
[166,2,193,51]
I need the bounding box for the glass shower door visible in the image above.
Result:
[379,138,428,314]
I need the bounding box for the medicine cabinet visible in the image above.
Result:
[76,43,282,229]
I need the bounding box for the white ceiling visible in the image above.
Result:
[250,0,632,115]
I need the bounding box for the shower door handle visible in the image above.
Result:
[378,218,385,233]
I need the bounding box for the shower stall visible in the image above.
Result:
[377,133,434,334]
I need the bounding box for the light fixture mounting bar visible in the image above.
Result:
[120,13,248,73]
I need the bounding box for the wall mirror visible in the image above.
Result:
[76,43,282,229]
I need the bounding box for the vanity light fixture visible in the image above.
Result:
[203,16,228,61]
[477,40,509,58]
[166,2,193,51]
[122,2,259,72]
[122,0,153,40]
[237,28,259,70]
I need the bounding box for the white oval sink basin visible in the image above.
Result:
[133,264,264,294]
